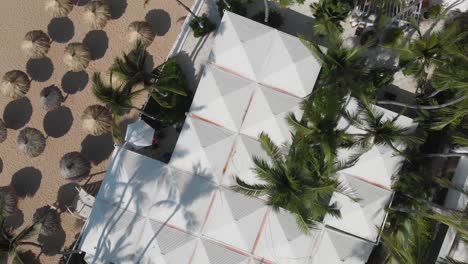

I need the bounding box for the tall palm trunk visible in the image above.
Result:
[174,0,198,18]
[263,0,269,23]
[376,95,468,110]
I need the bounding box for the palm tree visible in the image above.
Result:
[288,89,353,163]
[232,132,353,234]
[301,32,370,98]
[381,216,433,264]
[110,42,187,107]
[344,98,423,153]
[310,0,351,36]
[92,72,157,142]
[0,189,60,263]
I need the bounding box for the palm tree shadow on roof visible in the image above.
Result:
[48,17,74,43]
[26,58,54,82]
[43,106,74,138]
[83,30,109,60]
[110,0,127,19]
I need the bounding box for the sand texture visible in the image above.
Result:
[0,0,192,262]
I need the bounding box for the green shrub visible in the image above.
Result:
[251,10,284,29]
[143,58,191,127]
[369,68,394,89]
[360,30,375,46]
[217,0,247,17]
[427,4,443,19]
[310,0,352,35]
[189,15,216,38]
[381,27,404,46]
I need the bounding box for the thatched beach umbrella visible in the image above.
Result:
[127,21,155,47]
[17,127,46,158]
[60,152,91,179]
[83,0,111,30]
[81,105,112,136]
[33,206,60,236]
[21,30,51,59]
[0,119,7,143]
[40,86,64,111]
[0,188,18,217]
[45,0,73,17]
[0,70,31,99]
[63,43,91,72]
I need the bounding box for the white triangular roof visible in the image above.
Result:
[311,227,374,264]
[240,86,302,146]
[323,174,393,242]
[210,12,323,98]
[254,209,320,264]
[202,188,268,252]
[169,116,236,183]
[190,66,255,131]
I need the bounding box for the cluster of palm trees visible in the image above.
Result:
[90,42,189,143]
[0,188,60,262]
[232,6,468,264]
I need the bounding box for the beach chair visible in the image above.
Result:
[66,187,95,220]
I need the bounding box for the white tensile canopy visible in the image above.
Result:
[210,12,322,98]
[124,119,155,149]
[323,173,393,242]
[337,98,417,188]
[311,227,375,264]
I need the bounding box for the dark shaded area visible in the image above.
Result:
[61,71,89,94]
[5,209,24,229]
[3,97,32,129]
[145,9,171,36]
[43,106,74,138]
[26,58,54,82]
[110,0,128,19]
[72,0,90,6]
[10,167,42,198]
[80,133,114,165]
[83,30,109,60]
[17,250,40,264]
[0,158,2,174]
[56,182,80,211]
[48,17,74,43]
[38,225,66,256]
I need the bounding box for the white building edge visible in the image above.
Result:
[78,12,417,264]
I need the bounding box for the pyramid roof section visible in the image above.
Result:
[210,12,323,98]
[311,227,374,264]
[169,116,237,183]
[323,174,393,242]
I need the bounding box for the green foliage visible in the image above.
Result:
[427,4,443,19]
[143,58,191,126]
[275,0,305,8]
[381,217,434,264]
[232,133,353,234]
[310,0,352,35]
[251,10,284,29]
[216,0,247,17]
[189,15,216,38]
[381,27,404,46]
[369,68,395,89]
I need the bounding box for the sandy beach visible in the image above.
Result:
[0,0,192,262]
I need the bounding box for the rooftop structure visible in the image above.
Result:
[79,12,416,263]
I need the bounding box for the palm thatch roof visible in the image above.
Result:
[33,205,60,236]
[60,152,91,179]
[21,30,51,59]
[40,86,64,111]
[0,119,6,143]
[16,127,46,158]
[45,0,73,17]
[83,0,111,30]
[81,104,112,136]
[127,21,155,47]
[0,188,18,217]
[0,70,31,99]
[63,43,91,72]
